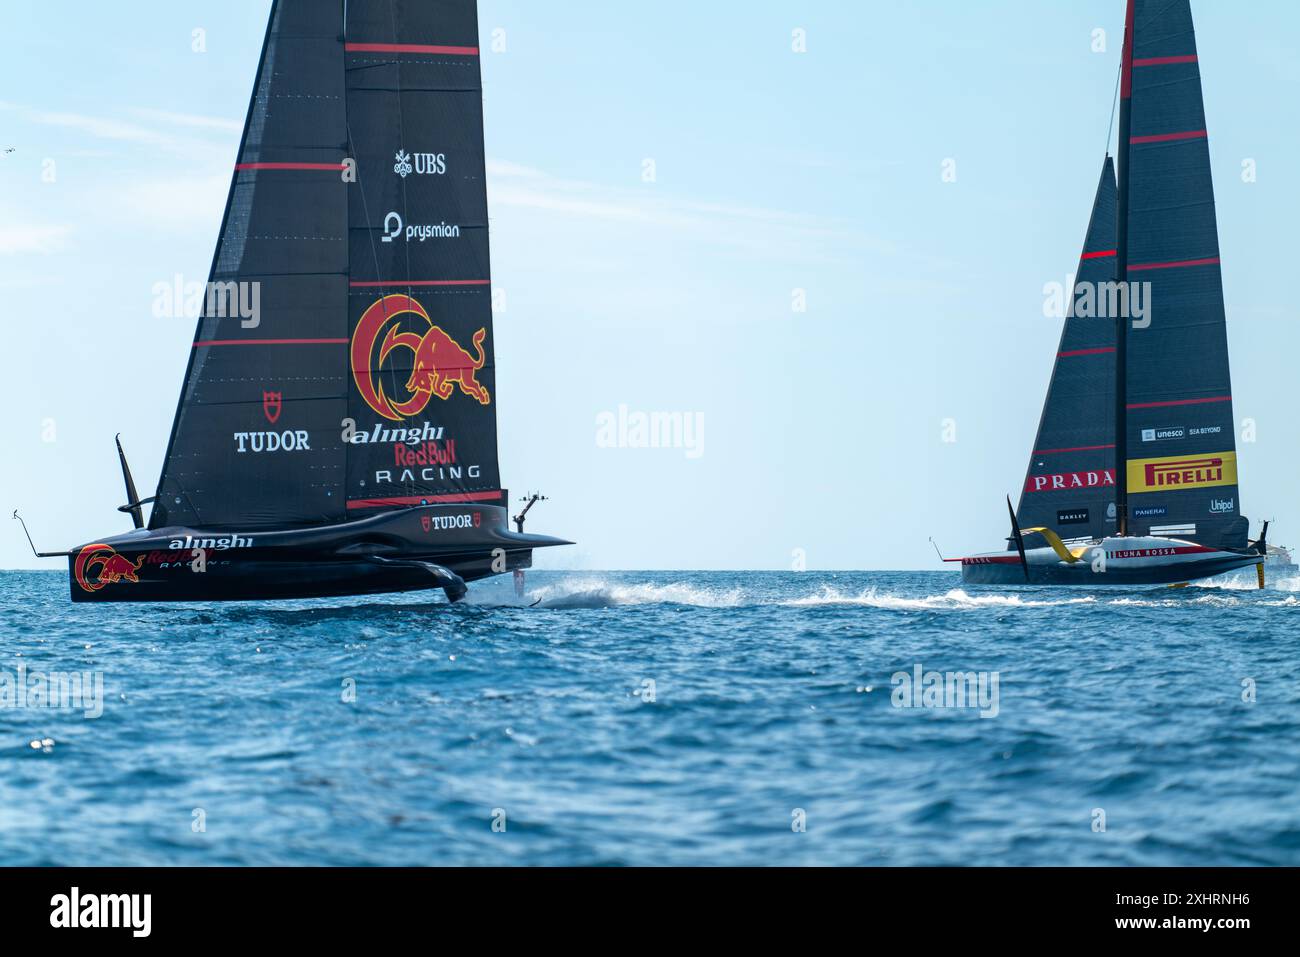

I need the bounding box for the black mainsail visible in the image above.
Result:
[343,0,501,516]
[151,0,502,531]
[1117,0,1245,549]
[55,0,567,603]
[1017,158,1118,542]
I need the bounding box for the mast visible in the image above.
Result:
[1114,0,1135,538]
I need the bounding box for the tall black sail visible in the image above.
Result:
[151,0,350,530]
[1017,158,1118,541]
[151,0,503,531]
[1119,0,1245,548]
[342,0,502,515]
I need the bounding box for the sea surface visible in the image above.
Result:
[1,569,1297,866]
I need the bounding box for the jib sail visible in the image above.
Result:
[150,0,502,531]
[1017,158,1118,543]
[1117,0,1245,549]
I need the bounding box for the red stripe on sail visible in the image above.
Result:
[1126,395,1231,410]
[346,491,504,509]
[1032,444,1116,455]
[1057,347,1115,358]
[1080,249,1117,260]
[235,162,345,171]
[1128,256,1220,272]
[348,279,490,288]
[345,42,478,55]
[1129,129,1207,144]
[193,338,348,347]
[1132,55,1198,66]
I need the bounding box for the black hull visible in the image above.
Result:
[68,504,568,603]
[960,553,1260,586]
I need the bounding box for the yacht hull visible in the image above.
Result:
[67,504,568,603]
[959,536,1262,586]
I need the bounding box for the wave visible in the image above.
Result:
[778,586,1098,610]
[495,576,1292,613]
[520,577,746,610]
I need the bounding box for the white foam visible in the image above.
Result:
[523,577,745,609]
[779,586,1097,610]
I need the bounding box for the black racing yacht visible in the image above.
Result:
[954,0,1268,586]
[21,0,570,602]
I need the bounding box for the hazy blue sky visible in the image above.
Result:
[3,1,1298,571]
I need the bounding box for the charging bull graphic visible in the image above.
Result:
[73,543,144,593]
[351,294,490,421]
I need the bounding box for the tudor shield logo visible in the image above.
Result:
[262,391,282,424]
[1127,452,1237,493]
[351,294,490,421]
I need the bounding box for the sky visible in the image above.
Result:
[3,0,1299,571]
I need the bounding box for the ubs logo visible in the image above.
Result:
[393,149,446,178]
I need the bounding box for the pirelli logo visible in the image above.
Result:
[1126,451,1237,493]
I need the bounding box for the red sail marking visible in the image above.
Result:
[1032,444,1116,455]
[1080,249,1117,260]
[346,492,504,509]
[1129,129,1208,144]
[344,43,478,55]
[348,280,491,288]
[193,338,349,347]
[1126,395,1231,410]
[1128,256,1220,271]
[234,162,346,171]
[1132,55,1198,66]
[1057,347,1115,358]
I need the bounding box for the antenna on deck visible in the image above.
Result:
[12,511,69,558]
[512,492,548,533]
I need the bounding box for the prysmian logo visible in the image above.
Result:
[1141,426,1184,442]
[380,211,461,243]
[891,664,999,719]
[50,887,151,937]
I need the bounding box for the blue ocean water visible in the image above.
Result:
[1,568,1297,866]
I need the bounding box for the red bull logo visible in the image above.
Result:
[351,294,490,421]
[73,543,144,593]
